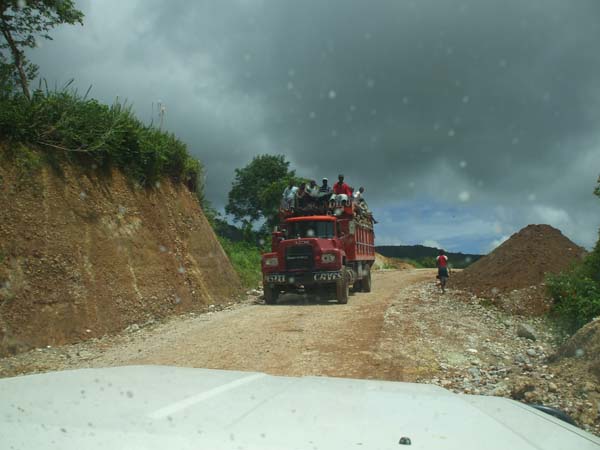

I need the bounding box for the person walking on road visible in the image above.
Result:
[436,249,449,293]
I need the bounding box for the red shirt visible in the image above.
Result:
[333,182,352,197]
[436,255,448,268]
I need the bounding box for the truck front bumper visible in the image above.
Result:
[264,271,342,285]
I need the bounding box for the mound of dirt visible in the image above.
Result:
[453,224,586,314]
[373,253,414,271]
[0,153,242,356]
[550,318,600,382]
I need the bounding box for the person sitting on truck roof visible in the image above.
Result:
[333,174,353,197]
[353,186,365,201]
[296,182,309,208]
[306,180,319,198]
[331,174,352,207]
[282,182,298,209]
[317,178,332,206]
[319,178,332,195]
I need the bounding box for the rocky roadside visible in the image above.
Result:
[397,282,600,436]
[0,288,265,379]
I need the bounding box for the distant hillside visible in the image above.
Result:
[375,245,483,268]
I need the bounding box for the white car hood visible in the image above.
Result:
[0,365,598,450]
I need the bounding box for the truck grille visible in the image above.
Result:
[285,245,313,271]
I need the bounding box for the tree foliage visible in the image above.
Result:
[0,0,84,99]
[225,154,296,230]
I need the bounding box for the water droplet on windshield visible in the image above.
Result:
[287,82,294,90]
[528,193,536,202]
[366,79,375,89]
[328,90,337,99]
[575,348,585,358]
[458,191,470,202]
[459,161,467,169]
[307,229,315,237]
[309,112,316,119]
[178,266,186,274]
[462,96,470,103]
[448,129,456,137]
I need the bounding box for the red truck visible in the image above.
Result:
[261,202,375,304]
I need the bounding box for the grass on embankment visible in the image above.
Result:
[218,237,263,289]
[0,88,203,194]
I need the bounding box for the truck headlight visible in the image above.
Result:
[264,257,278,267]
[322,253,336,263]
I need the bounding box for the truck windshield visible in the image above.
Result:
[286,221,334,239]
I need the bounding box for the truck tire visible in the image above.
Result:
[264,286,279,305]
[361,267,372,293]
[336,271,349,304]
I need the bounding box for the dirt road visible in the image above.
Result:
[0,269,557,382]
[3,268,600,435]
[55,270,432,379]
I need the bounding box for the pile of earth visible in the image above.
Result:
[549,317,600,382]
[452,224,586,315]
[373,253,414,271]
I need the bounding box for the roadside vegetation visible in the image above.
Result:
[546,177,600,333]
[0,89,204,194]
[217,237,264,289]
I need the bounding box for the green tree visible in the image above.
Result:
[225,154,296,232]
[0,0,84,99]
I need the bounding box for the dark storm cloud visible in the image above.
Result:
[29,0,600,249]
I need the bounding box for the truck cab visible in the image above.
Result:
[261,205,375,304]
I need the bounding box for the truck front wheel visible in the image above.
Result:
[336,272,349,304]
[264,286,279,305]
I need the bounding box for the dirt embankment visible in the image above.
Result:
[0,156,242,355]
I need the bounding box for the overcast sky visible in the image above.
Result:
[30,0,600,253]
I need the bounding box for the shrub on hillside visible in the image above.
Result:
[547,237,600,333]
[0,89,203,193]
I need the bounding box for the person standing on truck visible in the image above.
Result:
[436,249,449,293]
